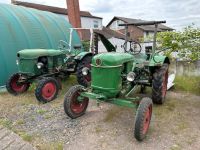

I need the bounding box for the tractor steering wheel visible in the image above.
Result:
[123,41,142,54]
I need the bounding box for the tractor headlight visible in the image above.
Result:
[127,72,135,82]
[82,67,89,76]
[37,62,44,69]
[16,60,19,65]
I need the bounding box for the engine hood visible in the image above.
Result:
[17,49,64,59]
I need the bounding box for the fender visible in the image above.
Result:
[149,55,170,66]
[74,52,93,61]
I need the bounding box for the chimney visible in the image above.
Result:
[66,0,82,28]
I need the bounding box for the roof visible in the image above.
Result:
[81,27,126,41]
[107,16,174,31]
[11,0,102,19]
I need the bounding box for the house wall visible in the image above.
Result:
[128,26,144,41]
[109,20,125,30]
[107,19,144,41]
[58,14,102,29]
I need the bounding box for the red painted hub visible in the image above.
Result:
[70,91,89,114]
[41,82,56,101]
[143,105,152,134]
[10,74,28,92]
[162,70,168,97]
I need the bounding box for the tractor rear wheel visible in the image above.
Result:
[134,97,153,141]
[64,85,89,119]
[35,77,59,103]
[152,63,169,104]
[76,55,92,87]
[6,73,30,95]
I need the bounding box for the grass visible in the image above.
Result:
[174,76,200,95]
[103,106,126,122]
[0,118,12,129]
[95,125,103,134]
[15,119,25,125]
[36,142,63,150]
[18,131,33,142]
[36,109,47,115]
[170,144,182,150]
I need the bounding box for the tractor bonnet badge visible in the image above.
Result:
[96,59,102,66]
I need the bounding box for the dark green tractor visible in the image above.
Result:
[63,21,170,141]
[6,29,116,103]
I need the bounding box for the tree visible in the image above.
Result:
[157,25,200,61]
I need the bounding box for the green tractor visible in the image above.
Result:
[63,21,170,141]
[6,29,116,103]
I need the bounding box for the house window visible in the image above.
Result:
[146,31,149,37]
[93,20,99,28]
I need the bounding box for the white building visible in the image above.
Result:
[12,0,103,29]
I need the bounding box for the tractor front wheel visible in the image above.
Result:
[134,97,153,141]
[35,77,59,103]
[152,63,169,104]
[76,55,92,87]
[6,73,30,95]
[64,85,89,119]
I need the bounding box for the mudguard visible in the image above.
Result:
[74,52,93,61]
[149,55,170,66]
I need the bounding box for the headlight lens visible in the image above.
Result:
[127,72,135,82]
[37,62,44,69]
[82,67,89,76]
[16,60,19,65]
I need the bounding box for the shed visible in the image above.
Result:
[0,3,81,88]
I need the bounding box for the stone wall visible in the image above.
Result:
[170,60,200,76]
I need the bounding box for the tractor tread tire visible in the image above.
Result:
[35,77,59,103]
[134,97,153,141]
[6,73,30,95]
[64,85,89,119]
[152,63,169,104]
[76,55,92,87]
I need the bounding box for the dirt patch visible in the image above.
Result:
[0,78,200,149]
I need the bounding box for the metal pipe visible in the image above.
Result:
[124,25,128,52]
[152,24,158,55]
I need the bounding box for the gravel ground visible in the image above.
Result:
[0,82,200,150]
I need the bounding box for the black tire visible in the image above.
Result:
[76,55,92,87]
[152,63,169,104]
[134,97,153,141]
[140,85,146,94]
[35,77,59,103]
[64,85,89,119]
[6,73,30,95]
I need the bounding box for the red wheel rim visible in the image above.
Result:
[143,105,152,134]
[83,64,91,82]
[162,70,168,97]
[41,82,56,101]
[70,90,89,114]
[10,74,28,92]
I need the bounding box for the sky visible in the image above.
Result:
[0,0,200,30]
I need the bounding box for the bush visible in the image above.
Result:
[157,25,200,61]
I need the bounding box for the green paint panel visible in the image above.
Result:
[91,52,134,98]
[92,52,134,66]
[0,4,81,87]
[18,49,64,59]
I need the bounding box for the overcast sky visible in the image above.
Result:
[0,0,200,30]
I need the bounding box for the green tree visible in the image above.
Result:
[157,25,200,61]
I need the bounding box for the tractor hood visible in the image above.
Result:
[92,52,134,67]
[17,49,64,59]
